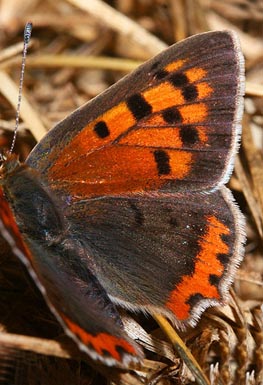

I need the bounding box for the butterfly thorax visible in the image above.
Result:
[0,153,66,244]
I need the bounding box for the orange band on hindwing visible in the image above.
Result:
[61,314,138,361]
[166,216,230,320]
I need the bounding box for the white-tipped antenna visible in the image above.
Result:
[9,22,33,154]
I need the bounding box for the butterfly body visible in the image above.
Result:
[0,30,245,366]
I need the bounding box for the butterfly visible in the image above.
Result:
[0,30,245,367]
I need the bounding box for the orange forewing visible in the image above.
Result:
[48,65,213,198]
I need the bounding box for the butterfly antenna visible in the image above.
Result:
[9,22,33,154]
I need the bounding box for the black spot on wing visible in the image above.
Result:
[101,349,112,358]
[126,94,152,121]
[180,126,199,145]
[182,85,198,101]
[130,203,144,226]
[221,233,231,245]
[217,234,231,266]
[153,150,171,176]
[169,72,198,101]
[187,293,206,308]
[162,107,182,124]
[154,69,169,80]
[170,72,189,87]
[116,345,131,357]
[209,274,221,287]
[217,253,230,266]
[94,121,110,138]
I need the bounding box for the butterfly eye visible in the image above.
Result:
[0,151,8,170]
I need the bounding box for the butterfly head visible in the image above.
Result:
[0,152,21,182]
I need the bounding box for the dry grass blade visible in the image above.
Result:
[0,71,47,141]
[25,55,141,72]
[0,42,28,63]
[242,117,263,229]
[245,82,263,98]
[153,314,211,385]
[66,0,167,57]
[235,155,263,238]
[0,332,73,359]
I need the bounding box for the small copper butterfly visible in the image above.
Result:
[0,30,245,367]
